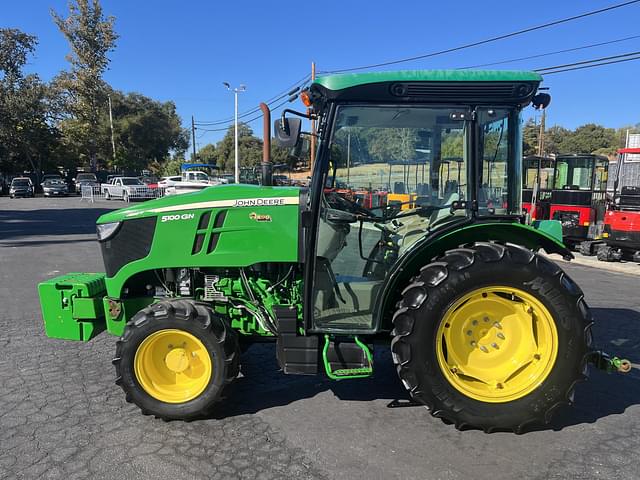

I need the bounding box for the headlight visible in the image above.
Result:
[96,222,121,241]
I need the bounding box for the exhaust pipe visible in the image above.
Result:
[260,102,273,187]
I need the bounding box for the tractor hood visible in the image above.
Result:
[97,184,301,225]
[96,183,303,296]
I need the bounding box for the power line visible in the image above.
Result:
[459,34,640,69]
[535,50,640,71]
[196,97,291,133]
[538,53,640,74]
[321,0,640,74]
[194,73,310,126]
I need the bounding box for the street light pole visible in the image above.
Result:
[223,82,246,183]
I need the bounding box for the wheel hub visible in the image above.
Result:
[165,347,190,373]
[436,286,558,403]
[134,329,213,403]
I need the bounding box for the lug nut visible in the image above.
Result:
[494,322,502,329]
[472,320,478,326]
[480,346,489,353]
[484,316,490,323]
[497,332,505,340]
[471,341,477,347]
[491,342,499,349]
[496,383,504,389]
[527,306,533,314]
[534,354,541,360]
[467,330,473,336]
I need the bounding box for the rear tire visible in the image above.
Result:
[391,242,591,433]
[113,300,239,420]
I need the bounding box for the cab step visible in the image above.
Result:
[322,335,373,380]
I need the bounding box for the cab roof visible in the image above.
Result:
[314,70,543,91]
[310,69,542,107]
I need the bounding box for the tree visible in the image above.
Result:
[522,118,539,156]
[0,29,60,177]
[561,124,617,155]
[196,143,216,164]
[214,123,263,172]
[104,91,189,172]
[52,0,117,169]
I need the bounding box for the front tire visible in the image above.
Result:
[113,300,239,420]
[391,242,591,433]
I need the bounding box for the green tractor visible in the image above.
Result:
[38,70,629,432]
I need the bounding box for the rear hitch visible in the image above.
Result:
[589,350,632,374]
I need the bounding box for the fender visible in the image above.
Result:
[374,219,572,332]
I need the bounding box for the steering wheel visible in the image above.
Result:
[325,191,375,218]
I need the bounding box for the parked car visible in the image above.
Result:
[9,177,35,198]
[42,179,69,197]
[41,174,62,183]
[140,175,159,189]
[158,176,182,188]
[75,172,99,194]
[102,177,156,202]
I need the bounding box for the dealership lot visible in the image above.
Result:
[0,197,639,480]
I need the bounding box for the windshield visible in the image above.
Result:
[12,179,30,187]
[77,174,96,181]
[553,157,606,191]
[122,178,143,185]
[524,157,554,190]
[328,106,468,216]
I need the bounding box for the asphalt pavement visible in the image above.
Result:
[1,196,639,480]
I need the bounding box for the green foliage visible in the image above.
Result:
[196,143,216,164]
[106,91,189,172]
[0,29,60,177]
[522,118,538,156]
[52,0,118,168]
[213,123,263,172]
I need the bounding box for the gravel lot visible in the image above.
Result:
[1,196,639,480]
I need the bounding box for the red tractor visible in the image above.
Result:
[598,147,640,262]
[523,155,554,221]
[548,154,609,254]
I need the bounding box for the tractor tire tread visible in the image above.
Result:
[113,299,239,420]
[391,241,592,433]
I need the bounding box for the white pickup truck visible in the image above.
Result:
[164,170,224,195]
[101,177,156,202]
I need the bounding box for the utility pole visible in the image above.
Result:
[223,82,246,183]
[108,95,116,164]
[537,108,546,156]
[191,116,197,162]
[309,62,316,174]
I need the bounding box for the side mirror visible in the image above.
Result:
[532,93,551,110]
[274,118,301,148]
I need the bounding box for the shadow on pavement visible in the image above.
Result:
[210,345,409,420]
[0,207,113,240]
[550,307,640,430]
[211,307,640,433]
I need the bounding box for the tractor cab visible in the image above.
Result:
[599,147,640,262]
[288,72,541,336]
[549,154,608,249]
[523,155,554,221]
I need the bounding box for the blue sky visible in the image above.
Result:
[4,0,640,150]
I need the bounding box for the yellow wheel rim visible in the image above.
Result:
[134,329,212,403]
[436,286,558,403]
